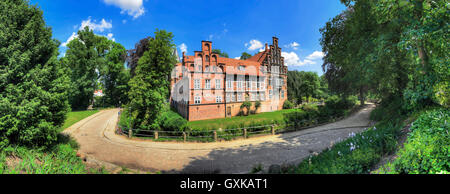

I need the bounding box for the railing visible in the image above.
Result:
[116,113,345,143]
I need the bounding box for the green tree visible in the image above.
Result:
[63,26,104,110]
[212,49,229,58]
[0,0,70,147]
[128,29,178,130]
[287,71,321,104]
[240,101,252,116]
[327,0,449,109]
[240,52,252,60]
[98,39,130,107]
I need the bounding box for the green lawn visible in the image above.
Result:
[59,110,99,132]
[187,109,299,130]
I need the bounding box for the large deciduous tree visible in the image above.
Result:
[322,0,449,109]
[128,30,178,130]
[99,39,130,107]
[0,0,70,147]
[287,71,322,104]
[63,27,103,110]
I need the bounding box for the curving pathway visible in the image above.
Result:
[64,104,375,174]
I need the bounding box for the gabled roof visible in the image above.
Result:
[247,50,267,63]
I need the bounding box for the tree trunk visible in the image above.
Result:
[359,87,365,105]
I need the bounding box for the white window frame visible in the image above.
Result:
[237,93,242,102]
[216,96,222,103]
[205,79,211,89]
[194,79,200,89]
[194,96,201,104]
[216,79,221,89]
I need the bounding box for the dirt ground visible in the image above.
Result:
[64,104,375,174]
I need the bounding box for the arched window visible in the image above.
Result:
[204,43,210,51]
[206,55,210,62]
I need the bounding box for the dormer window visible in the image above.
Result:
[238,66,245,71]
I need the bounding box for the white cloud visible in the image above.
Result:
[306,51,324,60]
[234,57,240,60]
[245,39,263,51]
[102,0,145,19]
[106,33,115,42]
[62,18,114,47]
[80,18,112,32]
[61,32,78,47]
[282,51,317,66]
[179,43,187,54]
[285,42,300,50]
[122,19,127,24]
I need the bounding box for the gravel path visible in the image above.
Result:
[64,104,375,174]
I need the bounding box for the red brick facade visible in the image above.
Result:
[170,37,288,121]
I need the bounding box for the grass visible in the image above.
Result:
[58,110,99,132]
[187,109,298,130]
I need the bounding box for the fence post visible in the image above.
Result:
[154,131,158,140]
[213,130,217,142]
[243,128,247,139]
[271,125,275,135]
[128,129,132,138]
[183,132,186,143]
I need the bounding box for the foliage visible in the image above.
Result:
[240,52,252,60]
[324,95,358,117]
[370,96,406,121]
[157,110,188,132]
[212,49,229,58]
[254,101,261,110]
[62,27,103,109]
[187,109,296,131]
[381,108,449,174]
[0,0,71,148]
[59,110,99,132]
[127,36,153,77]
[285,120,403,174]
[127,29,178,130]
[240,101,252,115]
[287,71,322,104]
[63,28,129,109]
[322,0,449,110]
[99,40,130,107]
[283,100,295,109]
[0,133,89,174]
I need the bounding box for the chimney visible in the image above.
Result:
[265,43,268,51]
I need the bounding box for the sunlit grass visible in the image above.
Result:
[59,110,99,132]
[187,109,298,130]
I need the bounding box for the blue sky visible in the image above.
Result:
[30,0,347,75]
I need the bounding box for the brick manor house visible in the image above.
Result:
[170,37,288,121]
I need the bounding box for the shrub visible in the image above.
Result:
[370,96,406,121]
[158,110,188,132]
[286,120,403,174]
[0,0,71,148]
[283,100,295,109]
[254,101,261,111]
[324,95,357,117]
[388,108,449,174]
[240,101,252,115]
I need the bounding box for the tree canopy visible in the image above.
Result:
[0,0,71,147]
[127,29,178,130]
[212,49,229,58]
[240,52,252,60]
[287,71,322,104]
[321,0,449,109]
